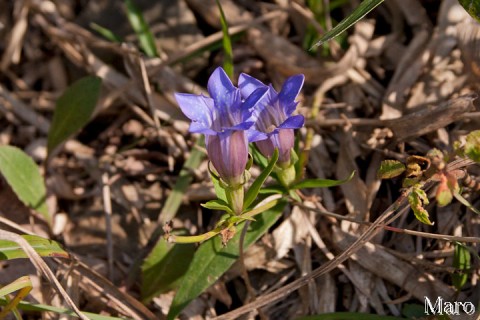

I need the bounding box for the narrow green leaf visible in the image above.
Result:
[452,243,471,290]
[258,185,285,194]
[159,139,205,223]
[311,0,384,49]
[215,0,234,77]
[167,201,286,320]
[377,160,406,179]
[141,238,195,302]
[47,76,102,156]
[464,130,480,163]
[292,170,355,189]
[0,276,31,298]
[408,187,433,225]
[0,146,50,225]
[296,312,402,320]
[0,235,69,260]
[458,0,480,22]
[201,199,233,214]
[124,0,158,57]
[250,145,269,168]
[90,23,123,43]
[0,299,126,320]
[453,191,480,215]
[244,149,279,209]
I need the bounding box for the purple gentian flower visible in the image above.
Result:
[239,73,305,165]
[175,67,267,186]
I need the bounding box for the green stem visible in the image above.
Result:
[167,229,221,244]
[226,184,244,215]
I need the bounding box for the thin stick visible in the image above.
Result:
[102,172,114,281]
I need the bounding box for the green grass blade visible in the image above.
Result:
[311,0,384,49]
[47,76,102,156]
[159,139,205,223]
[0,276,32,319]
[216,0,234,77]
[453,190,480,215]
[0,299,127,320]
[0,146,50,225]
[0,276,32,298]
[0,235,69,260]
[124,0,158,57]
[167,201,286,320]
[90,23,123,43]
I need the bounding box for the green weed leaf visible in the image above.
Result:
[124,0,158,57]
[311,0,384,49]
[452,243,471,290]
[0,235,69,260]
[244,149,279,209]
[0,146,50,225]
[408,186,433,225]
[167,201,286,320]
[377,160,406,179]
[292,170,355,189]
[141,239,195,302]
[47,76,102,156]
[464,130,480,163]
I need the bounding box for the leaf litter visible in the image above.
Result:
[0,0,479,319]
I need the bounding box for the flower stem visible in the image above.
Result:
[166,229,221,244]
[227,184,244,215]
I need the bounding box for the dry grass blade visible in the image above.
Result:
[0,230,89,320]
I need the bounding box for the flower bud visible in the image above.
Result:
[206,130,248,187]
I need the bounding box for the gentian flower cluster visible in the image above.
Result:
[175,67,304,214]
